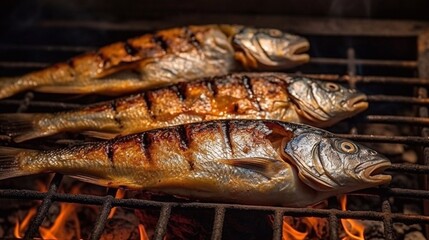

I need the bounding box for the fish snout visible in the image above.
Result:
[288,38,310,63]
[358,158,392,185]
[346,93,368,112]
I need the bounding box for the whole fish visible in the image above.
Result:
[0,120,391,207]
[0,25,309,99]
[0,73,368,142]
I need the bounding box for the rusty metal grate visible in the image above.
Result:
[1,17,429,240]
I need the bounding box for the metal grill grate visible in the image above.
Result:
[1,17,429,240]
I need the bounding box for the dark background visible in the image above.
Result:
[1,0,429,25]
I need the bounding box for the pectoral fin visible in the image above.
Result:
[220,157,285,179]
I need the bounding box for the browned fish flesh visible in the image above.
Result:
[0,25,309,99]
[0,73,368,142]
[0,119,391,207]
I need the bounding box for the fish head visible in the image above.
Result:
[232,27,310,69]
[287,77,368,127]
[281,129,391,193]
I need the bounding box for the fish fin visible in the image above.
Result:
[220,157,285,179]
[0,147,38,180]
[82,131,119,140]
[35,72,150,95]
[69,174,108,186]
[0,113,54,142]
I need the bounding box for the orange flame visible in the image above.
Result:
[14,184,82,240]
[282,218,308,240]
[14,208,37,238]
[138,223,150,240]
[14,180,48,239]
[340,195,365,240]
[39,185,82,240]
[108,188,126,219]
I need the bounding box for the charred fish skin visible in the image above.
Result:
[0,25,309,99]
[0,120,391,207]
[0,73,368,142]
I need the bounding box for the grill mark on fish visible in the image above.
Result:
[221,121,233,154]
[153,35,168,52]
[139,133,153,165]
[97,52,110,69]
[207,79,218,97]
[232,103,239,113]
[176,125,190,150]
[242,75,262,111]
[105,142,115,167]
[142,92,154,119]
[184,27,200,48]
[171,84,186,101]
[176,125,195,170]
[110,99,123,129]
[123,41,139,56]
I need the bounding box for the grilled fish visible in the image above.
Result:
[0,25,309,99]
[0,73,368,142]
[0,120,391,207]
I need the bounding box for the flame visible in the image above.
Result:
[108,188,126,219]
[138,223,149,240]
[340,195,365,240]
[282,218,308,240]
[14,180,48,239]
[39,185,82,240]
[14,183,82,240]
[14,208,37,238]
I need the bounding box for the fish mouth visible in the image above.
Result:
[347,94,368,112]
[364,161,392,184]
[289,40,310,63]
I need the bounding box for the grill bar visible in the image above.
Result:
[294,74,429,86]
[364,115,429,126]
[367,95,429,105]
[3,183,428,202]
[211,206,226,240]
[417,30,429,238]
[328,214,339,240]
[89,195,114,240]
[272,210,284,240]
[153,204,171,240]
[24,174,62,239]
[2,186,429,222]
[310,58,417,68]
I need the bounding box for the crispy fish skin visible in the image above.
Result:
[0,120,391,207]
[0,73,368,142]
[0,25,309,99]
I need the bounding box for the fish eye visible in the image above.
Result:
[338,141,358,154]
[325,82,340,91]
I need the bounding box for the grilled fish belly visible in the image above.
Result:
[8,120,317,206]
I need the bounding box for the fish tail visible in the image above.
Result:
[0,147,39,180]
[0,113,55,142]
[0,76,34,99]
